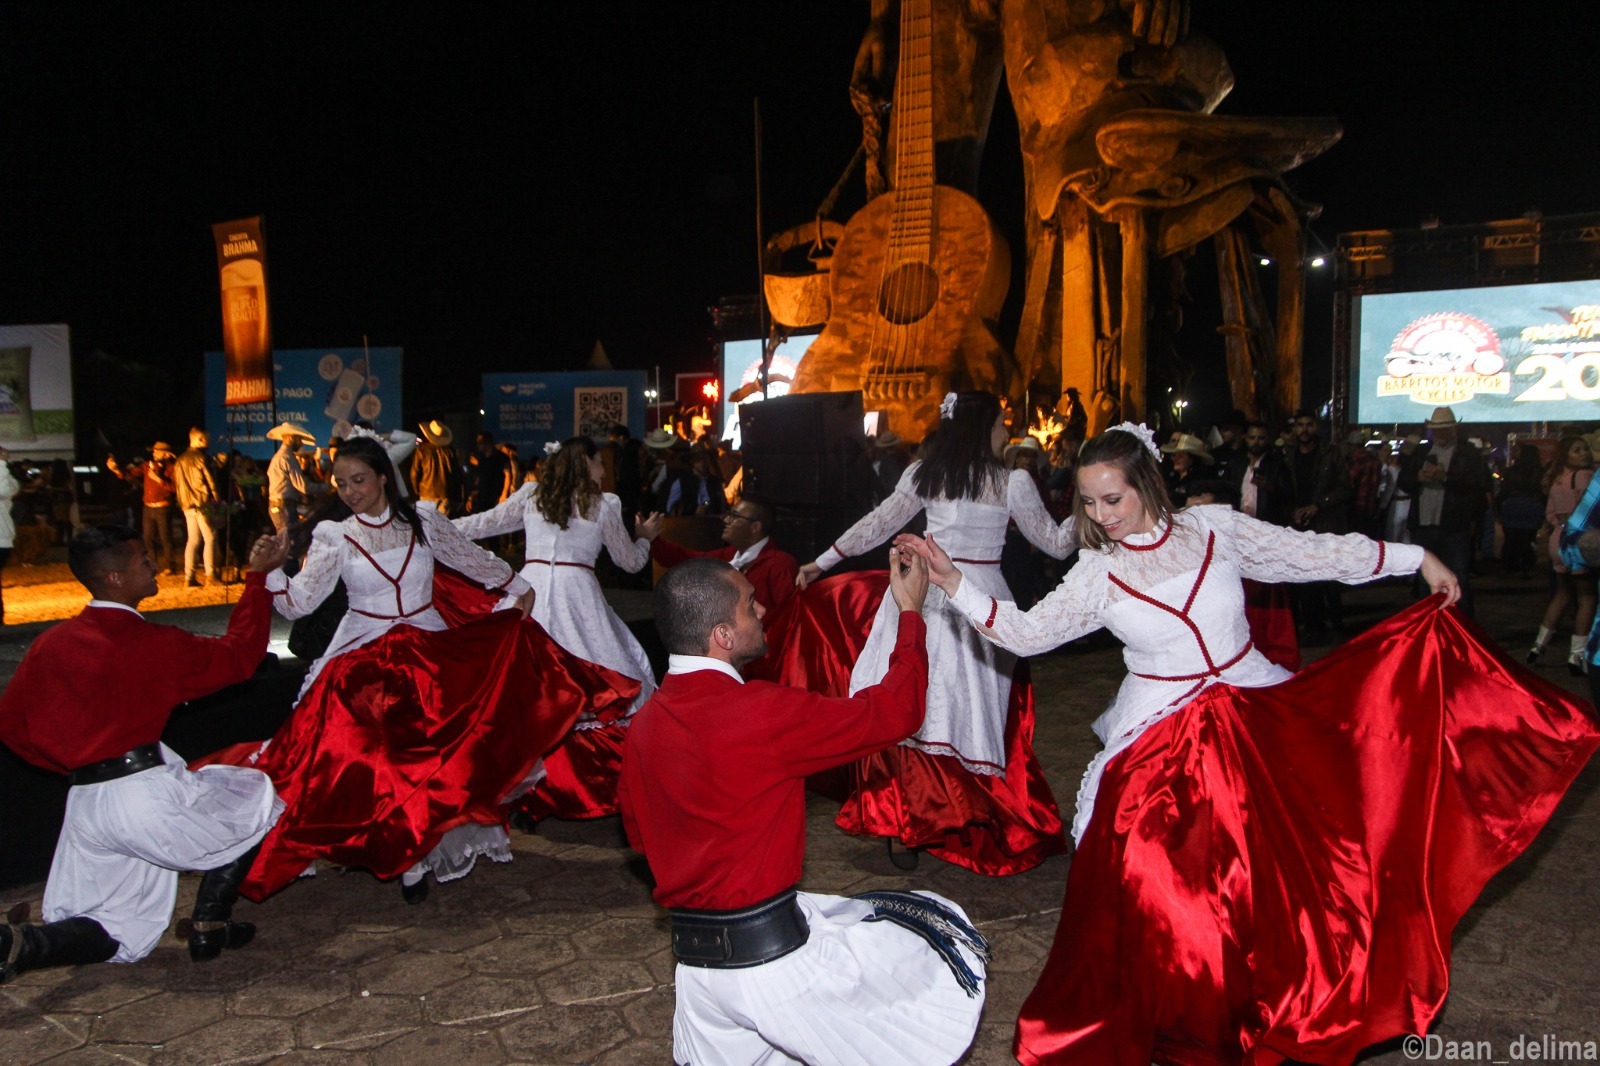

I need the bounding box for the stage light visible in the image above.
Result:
[701,380,719,402]
[1311,256,1326,268]
[1259,257,1272,267]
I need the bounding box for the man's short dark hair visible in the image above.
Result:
[68,525,141,589]
[655,557,741,656]
[1246,420,1270,434]
[610,423,629,439]
[740,496,775,532]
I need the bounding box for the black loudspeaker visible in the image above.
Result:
[741,392,867,455]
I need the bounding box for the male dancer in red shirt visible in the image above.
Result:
[0,524,288,981]
[619,550,987,1065]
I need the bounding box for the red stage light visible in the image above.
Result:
[701,380,720,402]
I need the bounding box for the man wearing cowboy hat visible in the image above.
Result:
[409,419,462,516]
[265,422,318,532]
[1159,432,1214,509]
[1397,406,1489,618]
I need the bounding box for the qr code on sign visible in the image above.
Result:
[575,387,627,438]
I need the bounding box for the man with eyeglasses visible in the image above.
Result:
[649,496,799,615]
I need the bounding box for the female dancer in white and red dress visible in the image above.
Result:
[790,390,1077,875]
[899,423,1600,1065]
[204,433,638,902]
[453,436,663,822]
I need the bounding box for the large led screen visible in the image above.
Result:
[1351,279,1600,424]
[720,334,819,449]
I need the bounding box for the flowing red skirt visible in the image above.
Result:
[1242,578,1301,671]
[202,605,639,901]
[755,571,1067,876]
[1014,598,1600,1065]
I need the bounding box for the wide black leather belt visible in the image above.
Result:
[669,887,809,968]
[68,744,164,786]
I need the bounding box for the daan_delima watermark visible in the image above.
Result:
[1403,1032,1598,1061]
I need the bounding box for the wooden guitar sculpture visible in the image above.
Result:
[790,0,1013,438]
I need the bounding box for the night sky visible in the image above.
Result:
[5,1,1600,444]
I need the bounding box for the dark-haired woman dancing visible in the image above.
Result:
[203,431,637,902]
[789,390,1076,875]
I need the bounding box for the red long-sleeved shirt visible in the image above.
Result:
[618,611,927,909]
[0,573,272,773]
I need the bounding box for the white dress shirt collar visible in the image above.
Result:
[666,654,745,684]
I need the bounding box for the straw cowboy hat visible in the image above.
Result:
[418,419,453,446]
[1425,406,1459,427]
[1003,436,1044,461]
[150,441,176,459]
[874,431,904,449]
[643,427,680,450]
[1160,432,1213,464]
[265,422,316,444]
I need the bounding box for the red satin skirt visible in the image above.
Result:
[756,571,1066,876]
[1014,599,1600,1065]
[515,722,628,821]
[434,564,633,823]
[203,609,639,901]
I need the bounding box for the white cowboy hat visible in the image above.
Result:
[265,422,316,443]
[643,427,678,450]
[150,441,176,458]
[1425,406,1459,427]
[1003,436,1044,460]
[1160,432,1213,464]
[874,431,904,449]
[418,419,453,446]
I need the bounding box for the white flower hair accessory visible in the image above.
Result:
[343,425,383,444]
[939,392,958,420]
[1108,421,1160,459]
[543,441,562,457]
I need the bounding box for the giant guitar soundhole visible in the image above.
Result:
[876,261,941,325]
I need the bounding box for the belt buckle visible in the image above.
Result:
[671,924,732,964]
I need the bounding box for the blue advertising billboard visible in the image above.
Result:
[482,370,647,454]
[204,347,404,460]
[1351,279,1600,424]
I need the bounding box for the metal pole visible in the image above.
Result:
[754,97,770,397]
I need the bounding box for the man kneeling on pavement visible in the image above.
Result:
[619,549,988,1066]
[0,524,290,980]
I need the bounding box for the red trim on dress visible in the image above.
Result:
[984,598,999,628]
[1372,540,1386,576]
[1120,522,1172,552]
[344,528,418,617]
[952,556,1002,566]
[1110,531,1237,680]
[354,510,395,529]
[526,558,595,570]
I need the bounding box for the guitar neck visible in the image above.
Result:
[890,0,934,262]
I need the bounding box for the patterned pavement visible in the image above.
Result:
[0,571,1595,1064]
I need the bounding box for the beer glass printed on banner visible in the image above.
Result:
[220,258,271,402]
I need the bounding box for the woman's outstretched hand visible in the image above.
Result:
[796,561,824,590]
[1419,550,1461,609]
[892,532,961,596]
[514,588,536,618]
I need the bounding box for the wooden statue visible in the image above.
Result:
[789,0,1016,438]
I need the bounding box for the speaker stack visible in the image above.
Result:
[739,392,880,565]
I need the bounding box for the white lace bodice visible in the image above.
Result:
[816,462,1076,569]
[949,505,1426,838]
[267,505,529,697]
[453,483,649,572]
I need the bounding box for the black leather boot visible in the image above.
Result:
[189,844,260,962]
[0,917,119,982]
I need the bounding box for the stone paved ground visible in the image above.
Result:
[1,571,1596,1064]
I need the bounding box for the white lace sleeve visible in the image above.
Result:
[949,553,1109,656]
[268,522,347,620]
[421,508,530,596]
[452,482,534,541]
[598,493,650,573]
[1226,508,1423,584]
[815,462,926,569]
[1006,469,1078,559]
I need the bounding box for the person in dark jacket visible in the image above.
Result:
[1397,406,1490,618]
